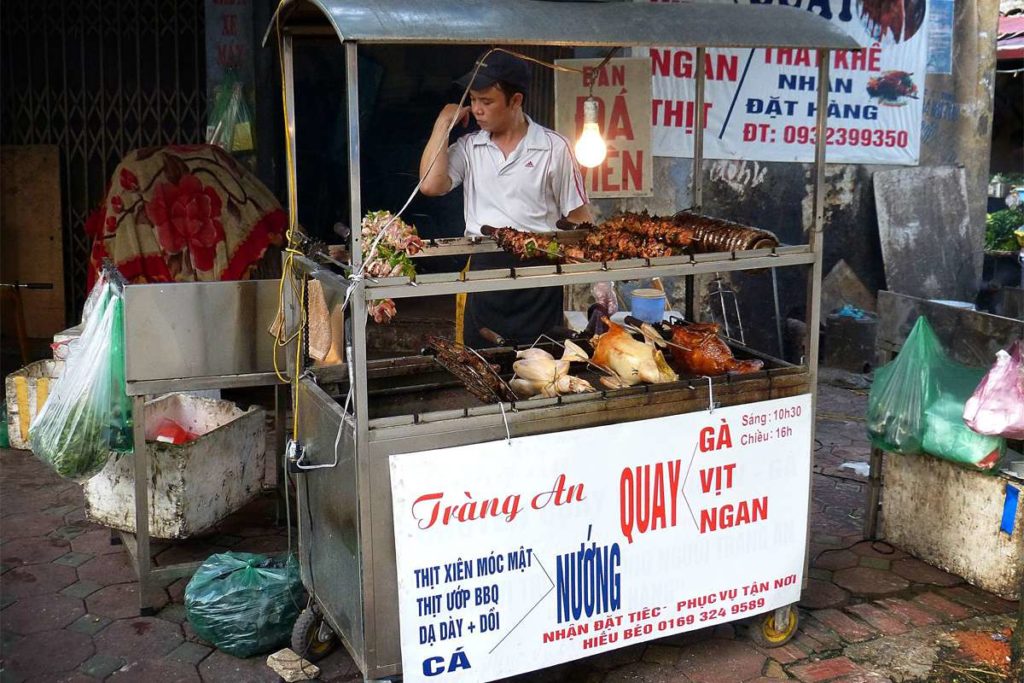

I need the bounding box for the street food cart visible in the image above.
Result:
[271,1,858,679]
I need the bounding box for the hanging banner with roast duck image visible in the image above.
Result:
[645,0,927,164]
[390,395,813,681]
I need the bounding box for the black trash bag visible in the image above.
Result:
[185,552,303,658]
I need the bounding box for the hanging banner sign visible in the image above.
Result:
[391,395,812,682]
[554,58,653,198]
[647,0,927,164]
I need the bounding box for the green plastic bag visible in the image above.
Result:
[185,552,303,658]
[206,74,254,154]
[29,276,132,481]
[922,393,1004,469]
[867,316,1006,469]
[0,403,9,448]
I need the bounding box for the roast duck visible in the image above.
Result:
[652,319,764,376]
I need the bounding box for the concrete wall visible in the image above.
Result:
[589,0,1000,358]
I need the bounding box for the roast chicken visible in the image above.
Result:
[591,318,678,389]
[510,342,596,399]
[665,321,763,376]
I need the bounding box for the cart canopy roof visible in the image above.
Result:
[271,0,862,50]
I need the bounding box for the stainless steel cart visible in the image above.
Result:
[272,1,858,679]
[120,279,288,613]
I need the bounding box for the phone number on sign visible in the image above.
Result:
[784,126,909,148]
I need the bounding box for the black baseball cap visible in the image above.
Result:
[455,51,531,93]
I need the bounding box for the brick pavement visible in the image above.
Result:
[1,381,1018,682]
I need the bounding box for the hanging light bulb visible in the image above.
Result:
[574,97,607,168]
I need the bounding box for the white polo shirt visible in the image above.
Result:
[446,116,588,237]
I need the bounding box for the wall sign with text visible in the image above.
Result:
[555,58,653,198]
[647,0,928,165]
[390,395,813,681]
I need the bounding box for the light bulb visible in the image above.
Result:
[574,98,607,168]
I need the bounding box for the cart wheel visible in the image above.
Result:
[292,605,338,662]
[748,605,799,648]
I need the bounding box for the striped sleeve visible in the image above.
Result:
[446,136,470,190]
[546,130,588,215]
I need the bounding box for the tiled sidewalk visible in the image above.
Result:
[1,382,1018,682]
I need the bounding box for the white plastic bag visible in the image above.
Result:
[29,279,133,481]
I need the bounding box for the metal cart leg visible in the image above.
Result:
[275,382,288,524]
[130,394,156,616]
[119,394,208,614]
[864,446,884,539]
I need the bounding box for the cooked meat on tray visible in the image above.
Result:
[482,211,778,263]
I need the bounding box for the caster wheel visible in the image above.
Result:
[291,605,338,662]
[748,605,799,648]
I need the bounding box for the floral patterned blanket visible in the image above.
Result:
[86,144,286,288]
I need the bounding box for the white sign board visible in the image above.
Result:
[554,57,653,198]
[390,395,813,681]
[648,0,928,164]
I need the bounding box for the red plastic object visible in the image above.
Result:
[152,418,198,445]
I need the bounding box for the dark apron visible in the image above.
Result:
[462,252,563,349]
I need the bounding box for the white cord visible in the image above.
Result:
[350,48,496,292]
[497,399,512,445]
[703,375,717,413]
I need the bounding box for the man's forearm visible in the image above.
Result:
[419,126,452,196]
[567,204,593,224]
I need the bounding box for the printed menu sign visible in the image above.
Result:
[391,395,813,681]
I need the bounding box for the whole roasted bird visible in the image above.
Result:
[663,320,764,376]
[591,317,678,389]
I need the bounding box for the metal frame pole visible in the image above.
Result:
[130,394,154,614]
[343,40,377,662]
[807,52,829,388]
[692,47,706,211]
[804,49,830,581]
[278,33,298,525]
[686,47,707,322]
[283,34,298,227]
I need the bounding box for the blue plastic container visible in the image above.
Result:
[631,288,666,323]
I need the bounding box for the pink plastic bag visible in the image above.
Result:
[963,340,1024,440]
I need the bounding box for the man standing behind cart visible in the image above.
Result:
[419,51,593,348]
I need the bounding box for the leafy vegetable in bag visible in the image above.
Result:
[29,278,133,481]
[185,552,303,658]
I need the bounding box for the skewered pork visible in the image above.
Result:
[591,317,678,389]
[602,211,696,248]
[664,321,764,376]
[672,212,778,252]
[484,226,562,261]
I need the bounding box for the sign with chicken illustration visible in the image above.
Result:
[391,395,813,681]
[645,0,927,164]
